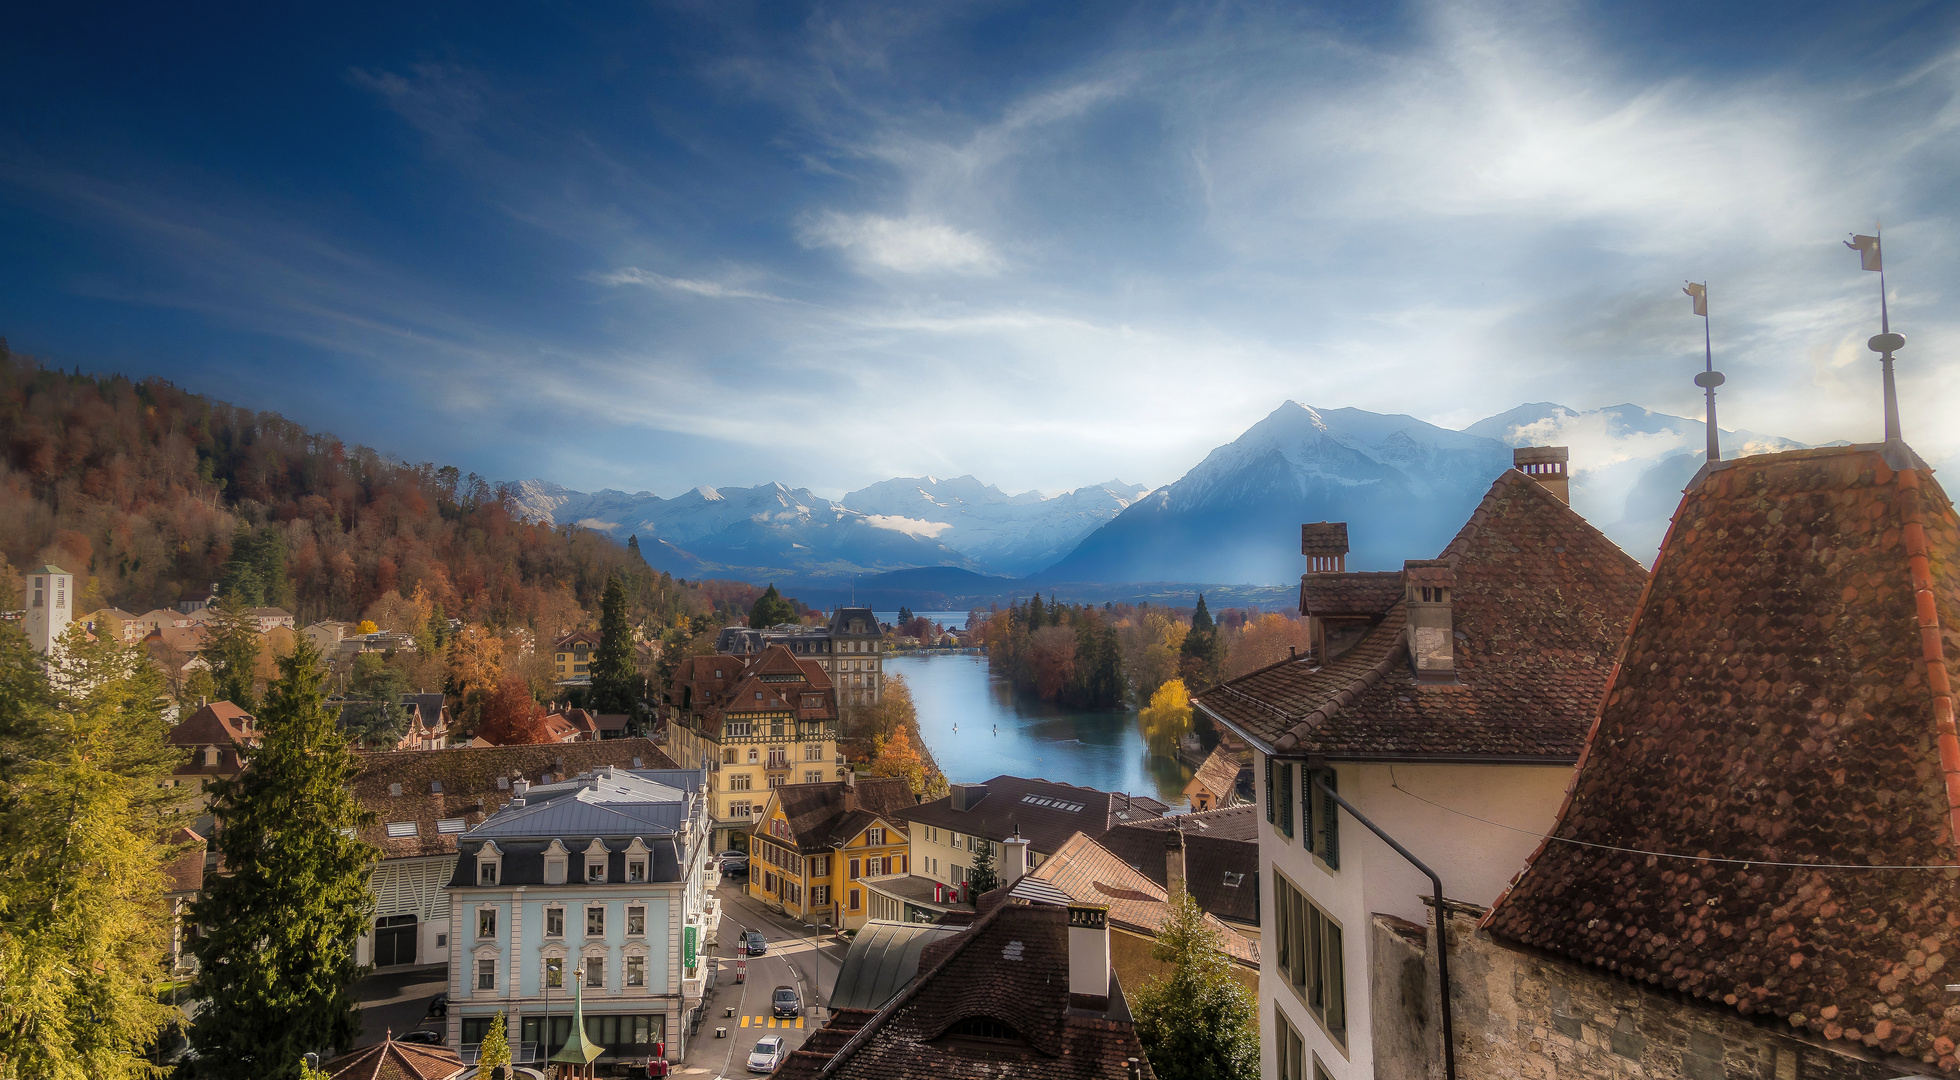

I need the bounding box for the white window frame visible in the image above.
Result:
[583,838,610,883]
[624,837,649,883]
[625,951,647,988]
[626,905,646,937]
[476,841,503,885]
[544,906,565,938]
[477,906,498,939]
[475,956,497,992]
[586,905,606,938]
[543,838,569,885]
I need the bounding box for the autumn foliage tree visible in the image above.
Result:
[867,726,928,796]
[477,676,552,746]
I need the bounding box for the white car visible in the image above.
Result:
[746,1036,785,1073]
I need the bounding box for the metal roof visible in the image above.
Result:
[828,920,963,1012]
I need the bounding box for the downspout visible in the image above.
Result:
[1310,774,1456,1080]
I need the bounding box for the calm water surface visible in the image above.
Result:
[887,652,1194,807]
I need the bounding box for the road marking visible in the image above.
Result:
[739,1015,749,1028]
[795,1017,805,1029]
[767,1017,778,1028]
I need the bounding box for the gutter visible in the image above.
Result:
[1311,774,1456,1080]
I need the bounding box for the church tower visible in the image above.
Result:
[24,565,74,654]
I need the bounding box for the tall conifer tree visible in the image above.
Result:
[189,638,377,1077]
[204,593,263,711]
[588,576,639,717]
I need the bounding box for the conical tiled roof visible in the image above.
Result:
[320,1036,462,1080]
[1485,445,1960,1072]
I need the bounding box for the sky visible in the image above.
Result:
[4,1,1958,499]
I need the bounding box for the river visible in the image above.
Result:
[884,651,1195,808]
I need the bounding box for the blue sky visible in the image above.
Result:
[4,1,1957,498]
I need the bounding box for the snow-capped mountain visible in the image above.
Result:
[1037,403,1514,584]
[839,476,1151,575]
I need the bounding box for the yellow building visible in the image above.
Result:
[552,629,601,682]
[745,775,917,930]
[662,645,846,852]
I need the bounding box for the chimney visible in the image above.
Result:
[1165,827,1187,900]
[1001,829,1030,888]
[1067,904,1111,1009]
[1301,522,1349,573]
[843,774,859,813]
[512,778,530,798]
[1403,560,1456,684]
[949,783,989,812]
[1512,446,1570,504]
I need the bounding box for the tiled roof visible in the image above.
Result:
[1300,571,1403,617]
[665,646,836,738]
[897,776,1167,856]
[768,777,917,855]
[1094,821,1259,925]
[321,1037,463,1080]
[775,902,1153,1080]
[1194,470,1648,758]
[553,629,602,649]
[1022,832,1259,966]
[1484,445,1960,1072]
[167,701,257,776]
[1186,747,1243,802]
[351,739,676,860]
[163,827,206,895]
[1118,803,1260,842]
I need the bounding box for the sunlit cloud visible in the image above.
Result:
[797,212,1000,274]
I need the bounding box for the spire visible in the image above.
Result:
[1847,227,1906,445]
[1684,281,1724,463]
[549,963,605,1069]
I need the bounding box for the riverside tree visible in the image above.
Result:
[0,625,183,1080]
[1130,889,1259,1080]
[189,637,378,1077]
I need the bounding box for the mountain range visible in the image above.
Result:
[507,400,1813,594]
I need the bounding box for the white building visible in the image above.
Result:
[23,564,74,653]
[444,765,715,1070]
[1192,448,1650,1080]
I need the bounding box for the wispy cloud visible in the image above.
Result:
[797,212,1000,273]
[593,267,792,302]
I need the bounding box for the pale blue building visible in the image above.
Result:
[444,765,715,1068]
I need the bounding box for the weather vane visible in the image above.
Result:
[1845,226,1904,443]
[1683,281,1722,462]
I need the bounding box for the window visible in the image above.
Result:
[730,774,752,791]
[811,885,829,906]
[477,842,502,884]
[746,748,759,763]
[437,818,466,834]
[587,855,608,884]
[729,801,752,817]
[627,954,646,987]
[587,906,605,937]
[476,957,496,991]
[805,744,823,761]
[810,856,829,877]
[585,958,605,987]
[386,821,417,838]
[545,956,564,988]
[867,827,885,846]
[1305,767,1340,869]
[724,748,739,764]
[768,775,785,788]
[1275,1006,1306,1080]
[478,908,497,938]
[627,905,645,936]
[805,770,823,784]
[429,780,443,793]
[545,840,569,884]
[849,858,860,880]
[768,748,788,768]
[728,722,752,738]
[546,907,565,937]
[1274,875,1346,1044]
[627,857,646,882]
[849,889,861,911]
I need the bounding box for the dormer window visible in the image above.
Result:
[476,841,503,885]
[625,838,650,883]
[204,747,220,767]
[543,839,569,885]
[941,1016,1023,1044]
[584,839,610,883]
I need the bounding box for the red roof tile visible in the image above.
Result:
[1194,470,1648,759]
[320,1037,462,1080]
[1484,445,1960,1071]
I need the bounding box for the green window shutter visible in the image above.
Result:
[1278,764,1294,839]
[1265,756,1276,825]
[1317,768,1340,870]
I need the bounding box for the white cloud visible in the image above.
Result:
[594,267,789,302]
[798,212,1000,273]
[862,514,955,538]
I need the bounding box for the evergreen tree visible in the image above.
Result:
[1026,593,1044,631]
[626,534,646,565]
[218,524,293,611]
[897,605,913,625]
[337,653,410,748]
[189,638,378,1077]
[588,577,639,716]
[205,593,264,711]
[1130,889,1259,1080]
[748,583,796,628]
[967,839,998,895]
[0,625,182,1080]
[1179,593,1224,689]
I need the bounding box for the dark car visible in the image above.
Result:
[396,1030,443,1046]
[425,992,448,1018]
[743,930,768,956]
[718,850,749,874]
[772,985,801,1018]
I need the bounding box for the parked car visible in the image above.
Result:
[772,985,801,1018]
[746,1036,785,1073]
[743,930,768,956]
[396,1030,443,1046]
[718,850,748,874]
[425,992,448,1018]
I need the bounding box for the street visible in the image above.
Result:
[675,875,847,1078]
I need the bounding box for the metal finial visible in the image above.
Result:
[1684,281,1723,462]
[1847,227,1903,443]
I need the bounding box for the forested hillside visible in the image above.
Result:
[0,346,750,632]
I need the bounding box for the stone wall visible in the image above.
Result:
[1368,904,1919,1080]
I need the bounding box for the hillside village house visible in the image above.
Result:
[444,765,714,1069]
[1192,447,1650,1080]
[350,739,676,973]
[553,629,601,682]
[1183,745,1246,811]
[745,775,916,929]
[715,606,888,706]
[22,564,73,653]
[164,701,259,833]
[662,644,845,852]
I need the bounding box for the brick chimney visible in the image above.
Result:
[1165,827,1187,900]
[1404,559,1457,684]
[1002,829,1030,888]
[1067,904,1111,1009]
[1513,446,1570,504]
[1301,522,1349,573]
[843,770,859,813]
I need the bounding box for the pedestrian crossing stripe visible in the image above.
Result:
[796,1017,805,1029]
[767,1017,778,1028]
[739,1015,749,1027]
